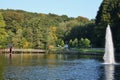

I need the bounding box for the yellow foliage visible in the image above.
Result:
[50,26,56,32]
[49,45,54,49]
[23,41,29,48]
[50,26,58,41]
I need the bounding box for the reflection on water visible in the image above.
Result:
[0,54,6,80]
[105,64,114,80]
[0,53,120,80]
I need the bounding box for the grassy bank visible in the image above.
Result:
[49,47,104,54]
[76,48,104,53]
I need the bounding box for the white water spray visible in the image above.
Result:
[103,24,115,64]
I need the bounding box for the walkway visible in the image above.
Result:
[1,49,46,53]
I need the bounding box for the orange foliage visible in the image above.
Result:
[49,45,54,49]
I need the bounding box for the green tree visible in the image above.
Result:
[95,0,120,52]
[0,9,94,49]
[79,38,90,48]
[84,38,91,48]
[0,12,7,48]
[73,38,78,47]
[23,27,34,48]
[61,40,64,47]
[69,39,73,47]
[12,29,24,48]
[0,12,6,27]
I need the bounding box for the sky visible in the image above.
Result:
[0,0,103,19]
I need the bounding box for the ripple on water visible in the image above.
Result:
[4,59,101,80]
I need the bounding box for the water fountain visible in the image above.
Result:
[103,24,116,64]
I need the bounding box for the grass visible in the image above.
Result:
[49,47,104,54]
[77,48,104,53]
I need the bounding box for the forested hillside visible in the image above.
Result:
[0,9,94,49]
[0,0,120,52]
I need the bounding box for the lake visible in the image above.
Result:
[0,53,120,80]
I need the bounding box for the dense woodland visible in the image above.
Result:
[95,0,120,52]
[0,0,120,52]
[0,9,94,49]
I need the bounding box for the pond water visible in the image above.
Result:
[0,53,120,80]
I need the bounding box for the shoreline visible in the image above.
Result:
[0,49,46,54]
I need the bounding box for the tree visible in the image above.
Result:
[50,26,57,42]
[95,0,120,52]
[61,40,64,47]
[0,9,93,49]
[72,38,78,47]
[12,29,24,48]
[84,38,91,48]
[23,27,34,48]
[79,38,91,48]
[69,39,73,47]
[0,12,6,27]
[0,12,7,48]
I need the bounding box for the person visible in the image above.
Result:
[9,46,12,53]
[9,46,12,60]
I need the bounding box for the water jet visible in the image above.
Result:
[103,24,116,64]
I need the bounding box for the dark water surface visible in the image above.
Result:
[0,53,120,80]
